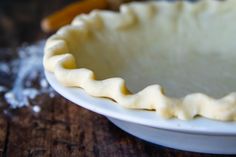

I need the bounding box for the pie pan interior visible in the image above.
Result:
[70,9,236,98]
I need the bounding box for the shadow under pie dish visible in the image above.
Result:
[44,0,236,121]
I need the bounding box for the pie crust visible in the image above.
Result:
[44,0,236,121]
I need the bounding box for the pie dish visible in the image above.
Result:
[44,0,236,121]
[45,71,236,154]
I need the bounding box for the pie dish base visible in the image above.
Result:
[108,117,236,154]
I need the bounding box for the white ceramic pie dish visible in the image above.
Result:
[44,0,236,154]
[45,71,236,154]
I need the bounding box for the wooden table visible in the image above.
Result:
[0,0,234,156]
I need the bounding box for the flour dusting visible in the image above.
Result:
[0,40,55,112]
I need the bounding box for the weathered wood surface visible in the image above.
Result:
[0,95,234,157]
[0,0,235,156]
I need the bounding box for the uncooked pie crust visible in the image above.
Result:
[44,0,236,121]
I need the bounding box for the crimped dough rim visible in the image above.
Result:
[44,0,236,121]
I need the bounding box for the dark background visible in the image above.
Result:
[0,0,76,48]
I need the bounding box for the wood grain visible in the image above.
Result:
[0,94,234,157]
[0,115,7,157]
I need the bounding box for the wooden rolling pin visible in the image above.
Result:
[41,0,108,33]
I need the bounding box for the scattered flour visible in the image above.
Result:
[1,40,55,112]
